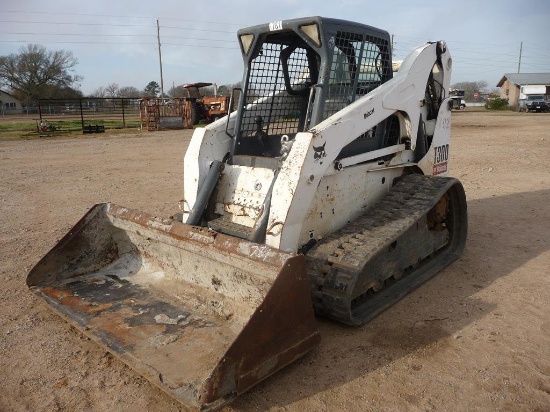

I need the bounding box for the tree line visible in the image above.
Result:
[91,81,161,99]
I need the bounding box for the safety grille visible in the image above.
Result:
[325,31,391,120]
[241,40,312,138]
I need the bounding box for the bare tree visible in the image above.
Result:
[118,86,141,98]
[200,85,215,96]
[168,85,187,98]
[217,82,242,96]
[217,84,230,96]
[90,86,106,98]
[0,44,82,103]
[90,85,140,98]
[104,83,119,98]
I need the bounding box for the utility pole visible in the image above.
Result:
[517,41,523,73]
[157,19,165,98]
[391,34,395,57]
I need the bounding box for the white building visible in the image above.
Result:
[0,90,23,115]
[496,73,550,107]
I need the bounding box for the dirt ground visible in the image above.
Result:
[1,111,549,411]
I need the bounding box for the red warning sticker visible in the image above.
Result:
[433,162,448,175]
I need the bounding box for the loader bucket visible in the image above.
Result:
[27,203,320,411]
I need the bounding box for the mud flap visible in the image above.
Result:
[27,203,320,411]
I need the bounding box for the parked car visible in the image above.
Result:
[519,95,549,112]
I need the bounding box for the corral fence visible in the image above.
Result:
[34,97,196,135]
[36,97,142,134]
[139,98,194,131]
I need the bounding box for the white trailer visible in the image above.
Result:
[520,84,546,100]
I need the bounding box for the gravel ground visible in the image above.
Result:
[0,111,549,411]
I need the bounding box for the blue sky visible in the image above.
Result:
[1,0,549,95]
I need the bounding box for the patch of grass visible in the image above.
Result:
[0,116,143,139]
[0,120,36,132]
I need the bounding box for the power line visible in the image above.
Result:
[2,22,232,35]
[451,55,519,64]
[0,31,236,43]
[0,20,237,34]
[446,48,518,57]
[158,25,235,34]
[1,31,156,38]
[515,41,550,51]
[393,33,517,48]
[0,39,238,49]
[522,48,550,59]
[0,40,158,45]
[1,10,152,20]
[1,9,247,27]
[518,62,550,70]
[0,20,152,27]
[163,35,234,43]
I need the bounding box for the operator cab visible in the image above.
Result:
[229,17,396,164]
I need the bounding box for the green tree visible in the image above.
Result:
[486,97,509,110]
[0,44,82,104]
[143,81,160,97]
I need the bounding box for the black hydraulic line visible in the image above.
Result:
[248,169,279,244]
[186,160,223,225]
[414,114,428,162]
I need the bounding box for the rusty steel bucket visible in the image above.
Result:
[27,203,320,411]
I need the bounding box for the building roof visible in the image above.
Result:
[497,73,550,87]
[0,90,16,98]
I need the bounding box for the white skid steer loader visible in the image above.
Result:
[28,16,467,411]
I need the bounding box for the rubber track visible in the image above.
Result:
[306,174,467,326]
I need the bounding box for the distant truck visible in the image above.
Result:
[518,95,549,113]
[449,89,466,110]
[518,84,549,112]
[450,97,466,110]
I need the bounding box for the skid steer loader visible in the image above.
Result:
[28,17,467,411]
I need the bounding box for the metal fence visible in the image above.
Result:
[37,97,142,133]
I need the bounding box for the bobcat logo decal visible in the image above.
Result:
[313,142,326,163]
